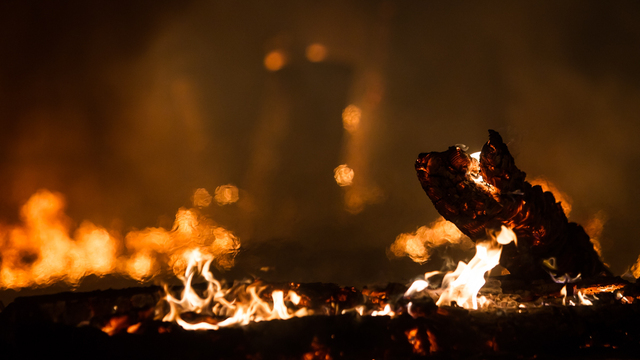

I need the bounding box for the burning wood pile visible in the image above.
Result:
[1,130,640,359]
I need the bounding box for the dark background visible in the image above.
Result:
[1,0,640,300]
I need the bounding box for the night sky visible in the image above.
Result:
[1,1,640,300]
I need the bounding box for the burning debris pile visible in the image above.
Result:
[2,130,640,359]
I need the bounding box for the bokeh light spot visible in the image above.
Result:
[305,43,327,62]
[264,50,286,71]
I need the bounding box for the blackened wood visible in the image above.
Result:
[416,130,609,280]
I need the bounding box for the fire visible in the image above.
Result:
[333,164,355,186]
[0,190,119,288]
[389,217,473,263]
[436,226,516,309]
[405,226,516,310]
[163,249,308,330]
[0,187,240,289]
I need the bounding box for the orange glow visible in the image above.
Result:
[305,43,327,62]
[0,188,240,289]
[333,164,354,186]
[585,211,606,258]
[389,217,473,263]
[214,184,239,205]
[162,250,308,330]
[343,185,383,214]
[631,255,640,279]
[341,104,361,133]
[404,226,516,310]
[126,251,158,281]
[192,188,212,207]
[405,328,426,356]
[529,177,573,216]
[436,226,515,309]
[0,190,119,288]
[264,50,286,71]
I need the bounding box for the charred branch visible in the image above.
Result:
[415,130,609,280]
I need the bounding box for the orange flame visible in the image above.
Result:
[163,249,308,330]
[0,188,240,289]
[405,226,516,310]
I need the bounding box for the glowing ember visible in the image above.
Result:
[333,164,355,186]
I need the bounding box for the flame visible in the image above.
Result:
[632,254,640,279]
[389,217,473,263]
[585,211,606,259]
[0,188,240,289]
[333,164,355,187]
[214,184,239,205]
[163,249,308,330]
[0,190,119,288]
[371,304,394,316]
[405,226,516,310]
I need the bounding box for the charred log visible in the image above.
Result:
[415,130,609,280]
[3,283,640,359]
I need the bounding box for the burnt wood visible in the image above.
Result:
[415,130,609,280]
